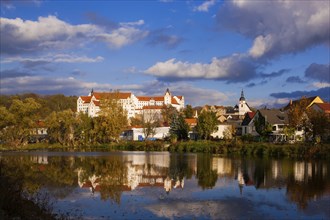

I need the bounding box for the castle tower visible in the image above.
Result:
[164,88,171,105]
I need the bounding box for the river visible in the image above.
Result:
[1,151,329,219]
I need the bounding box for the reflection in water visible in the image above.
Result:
[1,152,329,219]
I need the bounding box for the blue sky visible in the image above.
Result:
[1,0,329,108]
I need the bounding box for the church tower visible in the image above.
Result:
[238,89,251,117]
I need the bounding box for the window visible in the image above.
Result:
[272,126,277,131]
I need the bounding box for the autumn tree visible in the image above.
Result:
[94,92,128,143]
[46,109,78,146]
[195,111,218,140]
[287,97,312,141]
[0,98,41,147]
[141,109,161,140]
[161,106,178,126]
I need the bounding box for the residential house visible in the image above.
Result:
[310,102,330,117]
[185,118,198,140]
[284,96,324,110]
[211,124,234,140]
[254,109,289,142]
[241,112,258,136]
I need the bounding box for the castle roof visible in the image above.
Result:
[80,96,92,103]
[93,92,131,100]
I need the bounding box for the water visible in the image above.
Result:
[1,151,329,219]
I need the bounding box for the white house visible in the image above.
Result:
[121,126,170,141]
[211,124,233,139]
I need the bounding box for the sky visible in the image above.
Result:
[1,0,329,108]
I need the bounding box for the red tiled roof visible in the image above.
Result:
[93,92,131,100]
[176,96,183,100]
[185,118,197,125]
[36,120,46,127]
[92,100,100,106]
[80,96,92,103]
[137,96,152,101]
[247,112,256,119]
[137,96,164,102]
[314,103,330,112]
[171,98,179,105]
[142,105,165,110]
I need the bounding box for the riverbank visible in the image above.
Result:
[1,141,330,159]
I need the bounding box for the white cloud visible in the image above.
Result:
[2,54,104,64]
[145,54,257,83]
[0,15,148,54]
[194,0,216,12]
[312,82,330,88]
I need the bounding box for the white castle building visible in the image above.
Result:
[77,88,184,118]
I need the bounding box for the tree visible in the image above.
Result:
[141,109,161,140]
[308,109,330,142]
[254,114,272,138]
[169,113,190,141]
[287,97,312,141]
[195,111,218,140]
[94,92,128,143]
[46,109,78,146]
[0,98,41,147]
[161,106,178,126]
[183,104,194,118]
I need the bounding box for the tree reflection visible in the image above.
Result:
[196,154,218,189]
[286,162,329,210]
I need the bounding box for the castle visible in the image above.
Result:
[77,88,184,118]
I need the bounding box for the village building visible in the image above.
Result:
[77,88,184,118]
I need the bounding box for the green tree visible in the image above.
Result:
[195,111,218,140]
[196,154,218,189]
[254,114,272,139]
[308,109,330,142]
[183,104,194,118]
[169,113,190,141]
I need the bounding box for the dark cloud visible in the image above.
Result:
[305,63,330,82]
[147,29,184,49]
[260,69,290,79]
[1,69,33,78]
[270,87,330,102]
[246,83,256,88]
[286,76,306,84]
[217,1,330,60]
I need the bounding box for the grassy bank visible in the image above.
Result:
[1,141,330,159]
[169,141,330,159]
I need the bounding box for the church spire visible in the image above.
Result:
[239,89,245,101]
